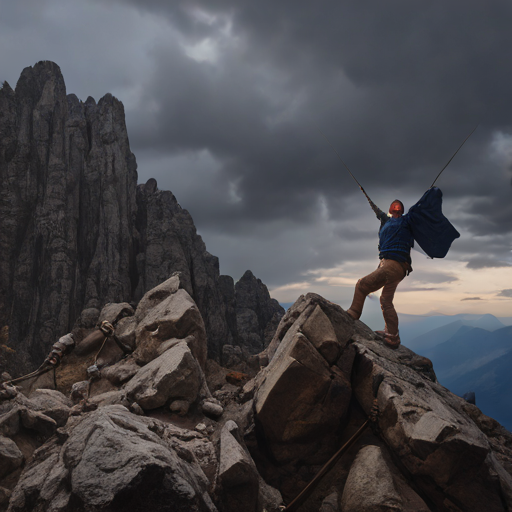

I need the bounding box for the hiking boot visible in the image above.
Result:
[375,330,401,349]
[383,334,401,349]
[347,308,360,320]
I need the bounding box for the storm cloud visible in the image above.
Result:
[2,0,512,302]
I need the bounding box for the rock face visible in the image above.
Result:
[8,405,218,512]
[249,293,512,511]
[253,294,354,465]
[0,62,138,374]
[235,270,285,355]
[0,62,281,374]
[1,288,512,511]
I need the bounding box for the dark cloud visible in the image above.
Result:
[498,289,512,298]
[466,257,512,269]
[3,0,512,291]
[461,297,483,301]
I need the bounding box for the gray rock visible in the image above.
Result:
[20,408,57,438]
[169,400,190,416]
[341,445,403,512]
[262,293,354,365]
[218,420,259,512]
[0,407,21,437]
[124,341,201,410]
[97,302,134,326]
[134,274,181,322]
[352,333,507,512]
[0,62,282,376]
[101,356,140,385]
[0,435,23,479]
[202,401,224,418]
[27,389,72,427]
[114,315,137,352]
[254,295,353,465]
[88,390,130,408]
[129,402,145,416]
[70,381,89,404]
[319,490,340,512]
[235,270,285,355]
[76,308,100,329]
[222,344,243,367]
[134,285,208,368]
[300,304,341,365]
[7,405,217,511]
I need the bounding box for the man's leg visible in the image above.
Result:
[347,262,387,320]
[379,260,406,346]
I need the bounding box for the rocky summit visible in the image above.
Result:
[2,61,512,512]
[0,61,284,375]
[0,284,511,512]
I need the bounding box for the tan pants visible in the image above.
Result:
[347,259,407,336]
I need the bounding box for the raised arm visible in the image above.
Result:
[362,188,387,222]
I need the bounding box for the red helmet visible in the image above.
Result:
[389,200,404,215]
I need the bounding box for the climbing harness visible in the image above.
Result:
[280,398,380,512]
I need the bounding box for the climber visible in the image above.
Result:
[346,197,412,348]
[346,187,460,349]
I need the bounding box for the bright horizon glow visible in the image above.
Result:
[270,257,512,318]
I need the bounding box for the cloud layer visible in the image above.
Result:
[2,0,512,314]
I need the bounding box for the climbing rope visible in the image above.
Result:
[280,398,380,512]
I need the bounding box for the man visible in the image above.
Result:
[346,186,460,349]
[347,197,412,348]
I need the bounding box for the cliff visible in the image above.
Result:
[0,287,511,511]
[0,61,283,375]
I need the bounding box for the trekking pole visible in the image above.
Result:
[430,124,479,188]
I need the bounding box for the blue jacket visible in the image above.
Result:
[368,187,459,263]
[378,214,414,263]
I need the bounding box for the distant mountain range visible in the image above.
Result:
[399,313,512,431]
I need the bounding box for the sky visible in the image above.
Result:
[2,0,512,326]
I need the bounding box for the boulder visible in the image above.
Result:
[254,295,353,464]
[319,490,340,512]
[101,357,140,385]
[114,315,137,352]
[27,389,72,427]
[218,420,259,512]
[352,334,509,512]
[134,284,207,369]
[235,270,285,355]
[124,341,201,410]
[98,302,134,326]
[341,445,413,512]
[0,435,23,479]
[20,408,57,438]
[7,405,217,511]
[262,293,354,365]
[202,400,224,418]
[300,304,341,365]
